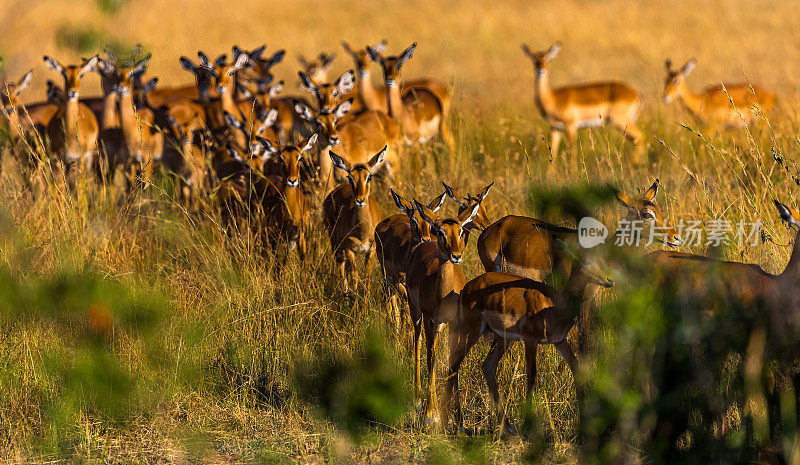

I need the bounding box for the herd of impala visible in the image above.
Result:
[1,40,793,435]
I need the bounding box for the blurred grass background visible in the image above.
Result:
[1,0,800,462]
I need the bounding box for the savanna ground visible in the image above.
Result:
[1,0,800,462]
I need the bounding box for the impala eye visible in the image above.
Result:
[642,211,655,219]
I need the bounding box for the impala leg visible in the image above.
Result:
[337,254,349,293]
[548,129,562,162]
[296,231,306,262]
[613,120,645,164]
[483,336,514,435]
[423,320,444,429]
[389,293,401,336]
[555,340,582,404]
[566,125,579,171]
[443,322,481,433]
[524,341,539,398]
[410,304,423,410]
[363,246,375,289]
[440,119,456,153]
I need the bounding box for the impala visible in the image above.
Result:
[368,43,454,150]
[43,55,100,175]
[233,44,285,96]
[343,40,451,120]
[323,148,386,292]
[212,53,258,144]
[522,42,644,165]
[405,197,482,428]
[374,189,446,333]
[443,251,613,433]
[1,70,57,146]
[166,112,207,206]
[663,58,776,131]
[295,99,400,191]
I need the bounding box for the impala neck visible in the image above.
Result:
[2,105,23,139]
[534,70,557,118]
[386,80,416,130]
[64,95,81,143]
[357,70,381,110]
[780,227,800,281]
[676,81,704,117]
[101,92,118,129]
[118,90,140,146]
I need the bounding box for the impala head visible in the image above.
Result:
[390,188,447,243]
[295,98,352,149]
[775,200,800,230]
[298,69,355,113]
[442,181,494,232]
[559,242,615,291]
[521,42,561,77]
[115,55,151,97]
[662,58,695,104]
[233,45,285,94]
[43,55,98,101]
[416,198,481,265]
[342,40,387,77]
[213,53,250,95]
[330,147,386,208]
[368,42,416,87]
[248,107,279,152]
[166,112,203,143]
[266,133,318,188]
[45,80,65,104]
[297,51,336,83]
[612,179,681,247]
[179,51,217,102]
[1,70,32,113]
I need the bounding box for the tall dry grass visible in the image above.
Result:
[1,0,800,462]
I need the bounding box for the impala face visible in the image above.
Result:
[233,45,285,94]
[662,58,695,104]
[1,70,32,111]
[521,42,561,78]
[330,147,386,208]
[391,189,447,243]
[115,56,151,97]
[342,40,387,76]
[43,55,98,101]
[274,133,317,188]
[417,199,482,265]
[368,42,416,87]
[297,51,336,83]
[775,200,800,230]
[213,53,249,95]
[614,180,682,247]
[179,51,217,102]
[295,99,352,149]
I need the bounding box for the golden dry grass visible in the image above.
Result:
[1,0,800,463]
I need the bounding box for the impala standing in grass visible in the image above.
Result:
[522,42,644,165]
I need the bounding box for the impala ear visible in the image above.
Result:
[250,44,266,61]
[268,50,285,67]
[297,54,308,68]
[643,180,659,202]
[428,191,447,213]
[229,53,248,75]
[223,111,243,130]
[142,77,158,93]
[214,54,228,68]
[398,42,416,66]
[300,133,318,153]
[610,183,635,210]
[132,54,151,75]
[478,181,494,201]
[321,52,336,70]
[775,200,800,228]
[258,108,279,133]
[664,58,673,71]
[414,199,440,230]
[442,181,468,208]
[16,70,33,95]
[372,40,388,54]
[294,102,315,122]
[337,70,355,94]
[390,188,414,215]
[329,151,350,173]
[459,201,482,227]
[341,41,354,55]
[681,58,696,76]
[268,80,284,98]
[545,42,562,61]
[180,57,196,72]
[254,136,276,156]
[366,46,382,62]
[334,98,353,120]
[521,43,535,59]
[166,113,179,130]
[197,51,211,69]
[43,56,63,74]
[298,71,315,93]
[368,146,387,173]
[79,56,98,78]
[103,45,118,64]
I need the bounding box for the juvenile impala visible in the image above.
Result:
[405,197,482,428]
[375,189,446,333]
[522,42,644,165]
[1,70,57,145]
[298,69,356,114]
[443,251,613,433]
[368,43,454,150]
[323,148,386,292]
[342,40,451,119]
[662,58,776,131]
[43,55,100,175]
